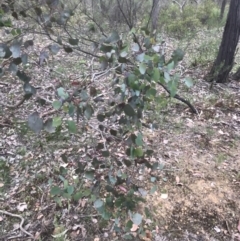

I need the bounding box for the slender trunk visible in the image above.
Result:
[220,0,227,19]
[207,0,240,83]
[151,0,161,35]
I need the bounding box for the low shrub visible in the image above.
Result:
[159,0,225,39]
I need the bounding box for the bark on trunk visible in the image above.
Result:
[208,0,240,83]
[220,0,227,20]
[232,67,240,80]
[151,0,161,34]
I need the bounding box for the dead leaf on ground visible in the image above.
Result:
[17,202,27,211]
[131,223,139,232]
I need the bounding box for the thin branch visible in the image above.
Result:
[157,82,198,114]
[0,210,34,239]
[82,12,107,37]
[25,13,100,58]
[116,0,132,29]
[146,0,155,29]
[91,64,121,82]
[41,109,59,118]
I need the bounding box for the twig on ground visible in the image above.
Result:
[0,210,34,240]
[91,65,121,82]
[41,109,59,118]
[0,81,9,86]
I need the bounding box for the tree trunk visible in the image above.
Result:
[150,0,161,34]
[232,67,240,80]
[220,0,227,19]
[208,0,240,83]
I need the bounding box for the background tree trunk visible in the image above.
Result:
[150,0,161,34]
[220,0,227,19]
[208,0,240,83]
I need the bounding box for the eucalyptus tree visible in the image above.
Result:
[207,0,240,83]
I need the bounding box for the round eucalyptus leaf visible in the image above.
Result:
[44,118,55,133]
[131,213,142,225]
[49,44,60,54]
[27,112,43,134]
[10,40,21,58]
[139,63,147,75]
[94,199,104,209]
[123,104,135,117]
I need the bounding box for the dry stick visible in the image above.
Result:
[0,210,34,239]
[91,64,121,82]
[157,82,198,114]
[0,81,9,86]
[41,109,59,118]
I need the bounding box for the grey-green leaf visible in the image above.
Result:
[135,133,143,146]
[27,112,43,134]
[69,38,79,45]
[139,63,147,75]
[10,40,21,58]
[136,53,145,62]
[52,117,62,127]
[108,31,120,43]
[94,199,104,209]
[124,104,135,117]
[184,77,194,88]
[50,186,62,196]
[49,44,60,54]
[23,83,36,95]
[57,87,69,99]
[132,43,139,52]
[172,48,184,62]
[84,105,94,120]
[52,100,62,110]
[150,185,157,194]
[21,53,28,65]
[9,62,18,74]
[67,120,77,133]
[0,43,8,58]
[44,118,55,133]
[132,213,142,225]
[152,68,160,82]
[85,171,94,180]
[168,80,178,97]
[97,114,105,122]
[67,185,74,195]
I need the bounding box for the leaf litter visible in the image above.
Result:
[0,33,240,241]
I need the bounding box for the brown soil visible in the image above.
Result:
[145,78,240,241]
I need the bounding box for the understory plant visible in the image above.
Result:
[0,1,195,238]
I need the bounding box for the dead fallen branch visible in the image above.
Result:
[0,210,34,240]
